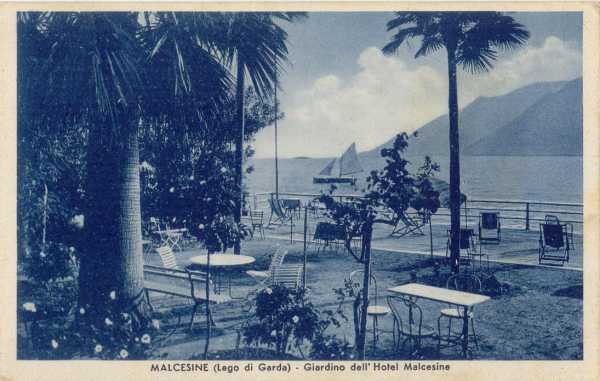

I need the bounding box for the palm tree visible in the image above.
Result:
[20,12,232,319]
[217,12,306,254]
[383,12,529,272]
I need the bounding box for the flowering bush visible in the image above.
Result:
[242,285,321,355]
[19,291,163,360]
[310,333,354,360]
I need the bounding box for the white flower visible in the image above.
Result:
[121,313,130,320]
[265,288,272,295]
[140,161,154,172]
[331,353,335,358]
[349,354,354,359]
[220,167,227,174]
[134,337,139,342]
[69,246,75,253]
[94,344,103,353]
[109,291,116,300]
[39,251,46,258]
[169,187,175,193]
[270,330,277,337]
[199,180,206,186]
[292,315,300,324]
[70,214,85,229]
[119,349,129,359]
[51,339,59,349]
[141,334,151,344]
[198,224,205,230]
[104,318,113,326]
[189,175,194,181]
[79,307,85,315]
[23,302,36,313]
[151,319,160,330]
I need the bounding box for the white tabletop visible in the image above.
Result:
[190,254,255,268]
[387,283,490,308]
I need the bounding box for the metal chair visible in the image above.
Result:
[479,212,501,244]
[437,273,481,354]
[248,210,265,239]
[387,295,435,356]
[349,270,391,348]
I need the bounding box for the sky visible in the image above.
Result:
[251,12,583,158]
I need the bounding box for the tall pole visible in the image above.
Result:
[274,71,279,201]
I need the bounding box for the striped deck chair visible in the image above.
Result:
[246,247,288,286]
[156,246,178,269]
[267,197,293,227]
[272,264,303,290]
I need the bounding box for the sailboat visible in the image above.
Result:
[313,143,364,185]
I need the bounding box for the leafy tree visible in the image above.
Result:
[319,133,440,359]
[383,12,529,272]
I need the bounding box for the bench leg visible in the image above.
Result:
[189,303,199,331]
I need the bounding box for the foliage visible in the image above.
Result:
[243,285,322,355]
[319,133,441,262]
[309,333,354,360]
[19,289,163,360]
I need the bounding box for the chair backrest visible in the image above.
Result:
[250,210,264,225]
[272,264,302,290]
[269,197,287,219]
[481,212,499,230]
[267,247,288,274]
[349,270,380,304]
[387,295,425,337]
[545,215,560,225]
[542,223,565,248]
[185,268,214,301]
[446,273,482,293]
[156,246,177,269]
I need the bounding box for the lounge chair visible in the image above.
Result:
[246,247,288,286]
[156,246,178,269]
[349,270,391,347]
[437,273,481,354]
[272,264,303,290]
[539,222,571,265]
[445,228,478,266]
[478,212,500,244]
[390,211,426,237]
[267,197,293,227]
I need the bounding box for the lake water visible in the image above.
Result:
[248,155,583,204]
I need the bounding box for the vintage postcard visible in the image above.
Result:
[1,1,599,380]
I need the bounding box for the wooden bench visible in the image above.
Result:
[143,265,231,330]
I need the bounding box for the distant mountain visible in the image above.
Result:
[465,78,582,156]
[362,79,579,158]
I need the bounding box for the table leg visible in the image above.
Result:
[462,306,469,357]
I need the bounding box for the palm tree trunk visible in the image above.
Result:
[116,120,147,315]
[234,55,245,254]
[80,119,148,319]
[446,45,461,274]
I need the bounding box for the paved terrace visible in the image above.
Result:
[261,213,583,271]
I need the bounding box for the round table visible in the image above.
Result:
[189,254,255,268]
[189,254,255,298]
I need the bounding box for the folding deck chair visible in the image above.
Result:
[539,222,571,265]
[478,212,501,244]
[267,197,294,227]
[390,211,426,237]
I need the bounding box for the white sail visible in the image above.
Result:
[339,143,363,176]
[318,158,337,176]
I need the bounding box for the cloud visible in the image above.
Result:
[252,36,581,158]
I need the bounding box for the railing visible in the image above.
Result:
[252,191,583,232]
